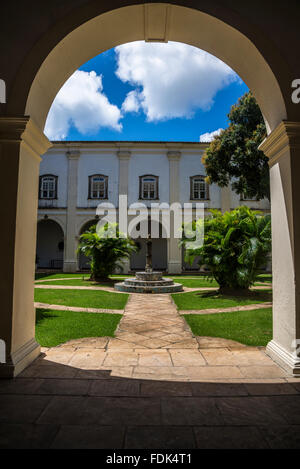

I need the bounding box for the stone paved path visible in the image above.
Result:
[34,302,123,314]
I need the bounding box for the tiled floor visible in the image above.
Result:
[1,292,300,448]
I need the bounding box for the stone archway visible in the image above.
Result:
[0,2,300,377]
[36,219,65,270]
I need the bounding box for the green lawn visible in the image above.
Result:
[172,289,272,311]
[184,307,272,346]
[35,308,122,347]
[34,288,128,310]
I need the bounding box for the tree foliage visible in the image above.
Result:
[182,206,271,293]
[202,92,269,200]
[77,223,138,281]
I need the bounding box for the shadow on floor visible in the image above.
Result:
[0,355,300,449]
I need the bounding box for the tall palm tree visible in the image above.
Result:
[77,223,138,281]
[182,206,271,294]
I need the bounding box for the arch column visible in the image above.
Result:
[118,150,131,274]
[260,121,300,375]
[0,117,51,377]
[64,150,80,272]
[167,151,182,274]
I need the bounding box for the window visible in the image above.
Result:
[190,175,209,200]
[88,174,108,199]
[139,175,159,200]
[39,175,58,199]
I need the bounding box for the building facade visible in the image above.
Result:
[37,141,270,274]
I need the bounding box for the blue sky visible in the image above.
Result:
[44,42,248,142]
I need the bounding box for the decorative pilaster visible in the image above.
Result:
[64,150,80,273]
[117,150,131,274]
[167,151,182,274]
[259,121,300,375]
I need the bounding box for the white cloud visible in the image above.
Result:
[121,90,142,113]
[200,128,224,142]
[115,41,239,122]
[44,70,122,140]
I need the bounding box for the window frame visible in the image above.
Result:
[39,174,58,200]
[88,174,108,200]
[139,174,159,201]
[190,175,209,201]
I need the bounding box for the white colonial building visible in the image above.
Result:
[36,141,270,274]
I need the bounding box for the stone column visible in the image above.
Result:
[260,121,300,375]
[167,151,182,274]
[0,117,51,377]
[221,186,231,213]
[117,151,131,274]
[64,150,80,273]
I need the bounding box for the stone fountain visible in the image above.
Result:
[114,236,183,294]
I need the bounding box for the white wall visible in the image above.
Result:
[39,149,68,207]
[128,150,169,206]
[77,148,119,207]
[179,151,221,208]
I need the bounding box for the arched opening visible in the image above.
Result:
[36,219,64,270]
[130,221,168,272]
[1,2,299,379]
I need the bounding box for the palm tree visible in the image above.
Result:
[77,223,138,281]
[182,206,271,294]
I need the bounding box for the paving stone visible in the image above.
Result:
[138,350,173,367]
[191,382,248,397]
[68,350,107,369]
[89,379,140,396]
[216,396,290,425]
[170,350,206,367]
[239,365,288,379]
[161,397,223,425]
[262,425,300,449]
[125,426,196,449]
[36,378,91,395]
[0,423,59,449]
[103,352,138,367]
[0,395,51,424]
[194,426,268,449]
[51,425,125,449]
[140,381,193,396]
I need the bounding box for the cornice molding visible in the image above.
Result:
[0,116,51,160]
[167,150,181,161]
[117,150,131,160]
[66,150,80,160]
[259,121,300,166]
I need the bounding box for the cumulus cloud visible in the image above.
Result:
[200,128,224,142]
[44,70,122,140]
[115,41,240,122]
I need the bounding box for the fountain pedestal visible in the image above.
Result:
[115,235,183,293]
[114,271,183,293]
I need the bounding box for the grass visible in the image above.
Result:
[34,288,129,310]
[35,308,122,347]
[172,289,272,311]
[184,307,272,346]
